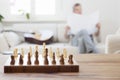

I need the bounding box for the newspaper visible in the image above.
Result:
[67,11,100,35]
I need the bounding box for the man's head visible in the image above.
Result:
[73,3,82,14]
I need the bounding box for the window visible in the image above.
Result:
[10,0,30,15]
[10,0,56,15]
[9,0,62,21]
[35,0,56,15]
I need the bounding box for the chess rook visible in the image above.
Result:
[10,55,15,65]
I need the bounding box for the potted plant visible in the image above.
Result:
[18,10,30,20]
[0,14,4,22]
[0,14,4,32]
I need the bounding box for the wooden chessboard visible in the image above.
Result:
[4,54,79,73]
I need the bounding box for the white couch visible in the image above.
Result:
[105,27,120,54]
[0,23,105,54]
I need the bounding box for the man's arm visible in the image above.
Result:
[64,26,71,39]
[95,23,101,36]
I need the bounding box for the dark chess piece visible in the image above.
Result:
[45,48,48,57]
[44,54,49,65]
[60,54,64,65]
[68,55,73,64]
[34,50,39,65]
[19,55,23,65]
[27,52,31,65]
[10,55,15,65]
[52,53,56,65]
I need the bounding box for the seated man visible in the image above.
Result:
[65,3,101,53]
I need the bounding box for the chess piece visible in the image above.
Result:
[44,54,49,65]
[35,45,39,51]
[59,54,64,65]
[30,46,32,57]
[49,47,53,58]
[45,48,48,56]
[63,48,67,58]
[43,48,49,65]
[10,55,15,65]
[34,50,39,65]
[68,55,73,64]
[14,48,18,59]
[21,48,24,58]
[19,55,23,65]
[42,48,46,57]
[42,43,46,57]
[52,53,56,65]
[35,45,39,56]
[43,42,46,49]
[27,53,31,65]
[56,48,60,58]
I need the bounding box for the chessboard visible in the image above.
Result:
[4,43,79,73]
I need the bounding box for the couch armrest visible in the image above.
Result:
[0,34,9,52]
[105,35,120,54]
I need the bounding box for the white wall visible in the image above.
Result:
[0,0,120,43]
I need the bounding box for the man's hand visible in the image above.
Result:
[64,26,71,39]
[66,26,70,31]
[96,23,101,30]
[95,23,101,36]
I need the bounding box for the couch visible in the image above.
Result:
[105,27,120,54]
[0,23,105,54]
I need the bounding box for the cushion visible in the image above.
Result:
[116,27,120,34]
[57,24,69,42]
[3,32,22,47]
[0,34,9,52]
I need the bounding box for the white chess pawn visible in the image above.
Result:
[63,48,67,58]
[14,48,18,59]
[35,45,39,51]
[21,48,24,58]
[42,48,46,57]
[43,43,46,49]
[56,48,60,58]
[49,47,53,58]
[30,46,32,57]
[42,43,46,57]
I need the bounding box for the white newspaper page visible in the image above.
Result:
[67,11,100,35]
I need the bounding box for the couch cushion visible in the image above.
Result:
[3,32,22,47]
[96,43,105,53]
[0,34,9,52]
[57,24,69,42]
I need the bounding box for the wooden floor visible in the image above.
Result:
[1,54,120,80]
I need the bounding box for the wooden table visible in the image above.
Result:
[1,54,120,80]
